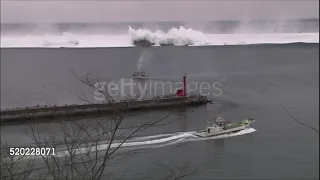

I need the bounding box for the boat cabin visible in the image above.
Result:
[205,117,231,133]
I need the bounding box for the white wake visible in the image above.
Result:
[1,26,318,48]
[54,128,257,157]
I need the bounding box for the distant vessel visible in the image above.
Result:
[132,71,147,79]
[43,40,79,47]
[195,117,255,137]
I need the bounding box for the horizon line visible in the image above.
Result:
[1,18,319,25]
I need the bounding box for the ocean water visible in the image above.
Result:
[1,43,319,179]
[0,19,319,179]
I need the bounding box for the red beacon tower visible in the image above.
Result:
[175,73,187,97]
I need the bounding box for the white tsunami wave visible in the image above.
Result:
[54,128,257,157]
[1,26,318,48]
[129,26,210,46]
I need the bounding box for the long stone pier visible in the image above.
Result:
[1,96,211,122]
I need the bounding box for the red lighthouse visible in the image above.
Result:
[176,73,187,97]
[183,73,187,96]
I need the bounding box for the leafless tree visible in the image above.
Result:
[281,104,319,134]
[1,70,197,180]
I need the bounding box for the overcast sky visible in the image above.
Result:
[1,1,319,23]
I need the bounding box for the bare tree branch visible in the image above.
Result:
[2,69,196,180]
[281,104,319,134]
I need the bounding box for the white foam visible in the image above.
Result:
[54,128,257,157]
[130,132,178,141]
[206,33,319,45]
[0,34,131,48]
[129,26,210,46]
[1,26,318,48]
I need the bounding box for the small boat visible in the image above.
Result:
[132,71,147,79]
[195,117,255,137]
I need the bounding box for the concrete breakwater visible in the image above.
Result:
[1,96,211,122]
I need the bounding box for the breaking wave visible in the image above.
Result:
[129,26,210,46]
[54,128,257,157]
[0,26,318,48]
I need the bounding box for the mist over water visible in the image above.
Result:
[1,19,319,35]
[137,51,153,72]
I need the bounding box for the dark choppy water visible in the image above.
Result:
[1,43,319,179]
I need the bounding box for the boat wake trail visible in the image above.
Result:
[55,128,257,157]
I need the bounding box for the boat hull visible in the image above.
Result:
[195,125,249,137]
[132,77,147,80]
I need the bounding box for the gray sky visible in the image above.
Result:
[1,1,319,23]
